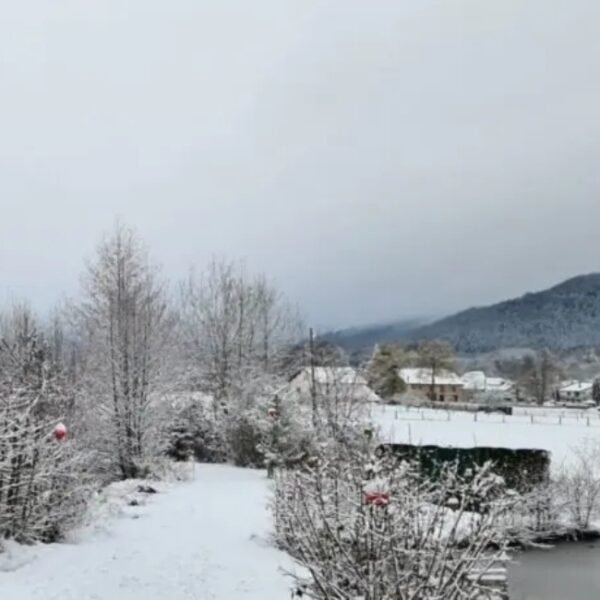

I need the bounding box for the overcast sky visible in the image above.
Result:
[1,1,600,329]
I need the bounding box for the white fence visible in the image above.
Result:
[371,404,600,428]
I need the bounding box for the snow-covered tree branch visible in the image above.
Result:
[70,223,176,480]
[274,436,515,600]
[0,303,92,543]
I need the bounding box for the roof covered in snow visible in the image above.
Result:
[462,372,514,392]
[398,368,463,386]
[285,367,381,402]
[486,377,514,392]
[560,381,593,393]
[461,371,486,390]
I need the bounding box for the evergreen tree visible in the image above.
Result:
[367,344,406,399]
[593,379,600,405]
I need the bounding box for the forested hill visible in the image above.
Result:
[327,274,600,353]
[322,319,428,352]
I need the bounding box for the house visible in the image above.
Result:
[282,367,381,403]
[558,381,594,403]
[462,371,515,403]
[398,368,464,402]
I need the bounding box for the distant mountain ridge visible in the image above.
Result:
[327,274,600,353]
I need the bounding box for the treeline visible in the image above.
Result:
[0,222,310,543]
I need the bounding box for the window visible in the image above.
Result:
[439,394,445,402]
[453,395,458,401]
[451,386,456,392]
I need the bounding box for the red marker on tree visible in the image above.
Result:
[54,423,67,441]
[365,491,390,507]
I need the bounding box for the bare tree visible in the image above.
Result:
[417,340,455,402]
[179,258,302,404]
[557,439,600,530]
[519,349,561,405]
[71,223,175,480]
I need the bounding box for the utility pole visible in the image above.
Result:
[309,327,318,428]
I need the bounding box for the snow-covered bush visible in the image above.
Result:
[222,386,312,469]
[162,377,315,471]
[0,405,93,543]
[474,439,600,539]
[500,482,562,542]
[260,396,316,476]
[0,305,94,543]
[556,439,600,531]
[225,408,268,468]
[261,364,376,477]
[274,442,515,600]
[165,399,227,464]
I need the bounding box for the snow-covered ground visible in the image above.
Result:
[372,404,600,466]
[0,465,295,600]
[3,408,595,599]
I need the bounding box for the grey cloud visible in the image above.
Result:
[0,1,599,328]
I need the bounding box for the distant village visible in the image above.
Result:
[281,363,600,409]
[397,367,598,407]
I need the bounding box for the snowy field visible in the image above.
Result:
[0,465,295,600]
[371,404,600,467]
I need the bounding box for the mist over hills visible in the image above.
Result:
[325,274,600,354]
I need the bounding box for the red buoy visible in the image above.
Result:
[54,423,67,441]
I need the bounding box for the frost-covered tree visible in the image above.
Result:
[0,303,91,543]
[71,223,175,480]
[179,258,302,403]
[556,439,600,530]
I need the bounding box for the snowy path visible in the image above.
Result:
[0,465,295,600]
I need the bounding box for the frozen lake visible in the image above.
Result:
[509,541,600,600]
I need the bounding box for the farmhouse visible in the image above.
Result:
[282,366,381,403]
[558,380,594,403]
[462,371,515,403]
[398,367,464,402]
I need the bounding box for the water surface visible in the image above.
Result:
[509,540,600,600]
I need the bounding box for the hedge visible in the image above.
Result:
[378,443,550,493]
